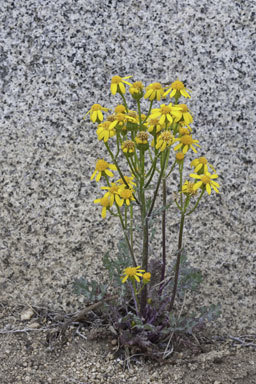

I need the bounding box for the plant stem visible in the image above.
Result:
[120,93,129,112]
[139,148,149,315]
[186,189,205,215]
[169,213,185,311]
[140,216,149,315]
[116,204,137,267]
[159,177,167,294]
[148,150,168,217]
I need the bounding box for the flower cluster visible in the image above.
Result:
[83,75,221,357]
[86,76,220,219]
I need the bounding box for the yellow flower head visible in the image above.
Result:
[116,186,135,207]
[190,171,220,195]
[155,131,175,152]
[164,79,191,99]
[174,134,200,154]
[115,104,126,114]
[111,75,133,95]
[94,193,114,219]
[91,159,117,182]
[182,180,197,196]
[178,126,191,136]
[190,157,216,173]
[109,112,136,132]
[135,131,149,150]
[142,272,151,284]
[122,140,135,155]
[116,175,136,189]
[176,152,185,163]
[172,104,193,125]
[100,183,120,206]
[147,117,163,135]
[85,104,109,123]
[129,81,144,99]
[144,82,164,101]
[150,103,174,125]
[96,121,116,142]
[121,266,145,283]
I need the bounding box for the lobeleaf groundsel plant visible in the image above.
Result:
[80,76,221,358]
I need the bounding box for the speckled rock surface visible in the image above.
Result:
[1,0,255,356]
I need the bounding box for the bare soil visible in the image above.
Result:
[1,304,255,384]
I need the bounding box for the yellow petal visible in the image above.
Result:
[194,181,202,190]
[116,195,123,207]
[101,207,107,218]
[96,172,101,182]
[122,275,129,283]
[91,111,98,122]
[111,84,117,95]
[119,83,126,94]
[98,111,103,121]
[189,173,200,179]
[105,170,114,177]
[206,184,211,195]
[91,170,97,180]
[180,89,191,98]
[109,164,117,171]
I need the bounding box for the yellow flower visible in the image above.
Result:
[150,103,180,124]
[129,81,144,99]
[115,104,126,114]
[91,159,117,182]
[85,104,109,123]
[190,171,220,195]
[146,117,163,135]
[182,180,197,196]
[101,183,120,205]
[164,79,191,99]
[111,75,133,95]
[121,266,145,283]
[155,131,175,152]
[174,134,200,154]
[122,140,135,155]
[116,175,136,189]
[135,131,149,150]
[142,272,151,283]
[109,113,136,132]
[96,121,116,142]
[116,186,135,207]
[172,104,193,125]
[94,193,114,219]
[190,157,216,173]
[178,126,191,136]
[144,82,164,101]
[176,152,185,163]
[178,121,192,133]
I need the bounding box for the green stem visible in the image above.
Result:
[137,100,142,128]
[140,216,149,315]
[127,156,139,178]
[165,160,177,179]
[159,177,167,293]
[130,204,134,257]
[116,203,137,267]
[120,93,128,112]
[186,189,205,215]
[148,150,169,217]
[143,100,153,122]
[169,212,185,311]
